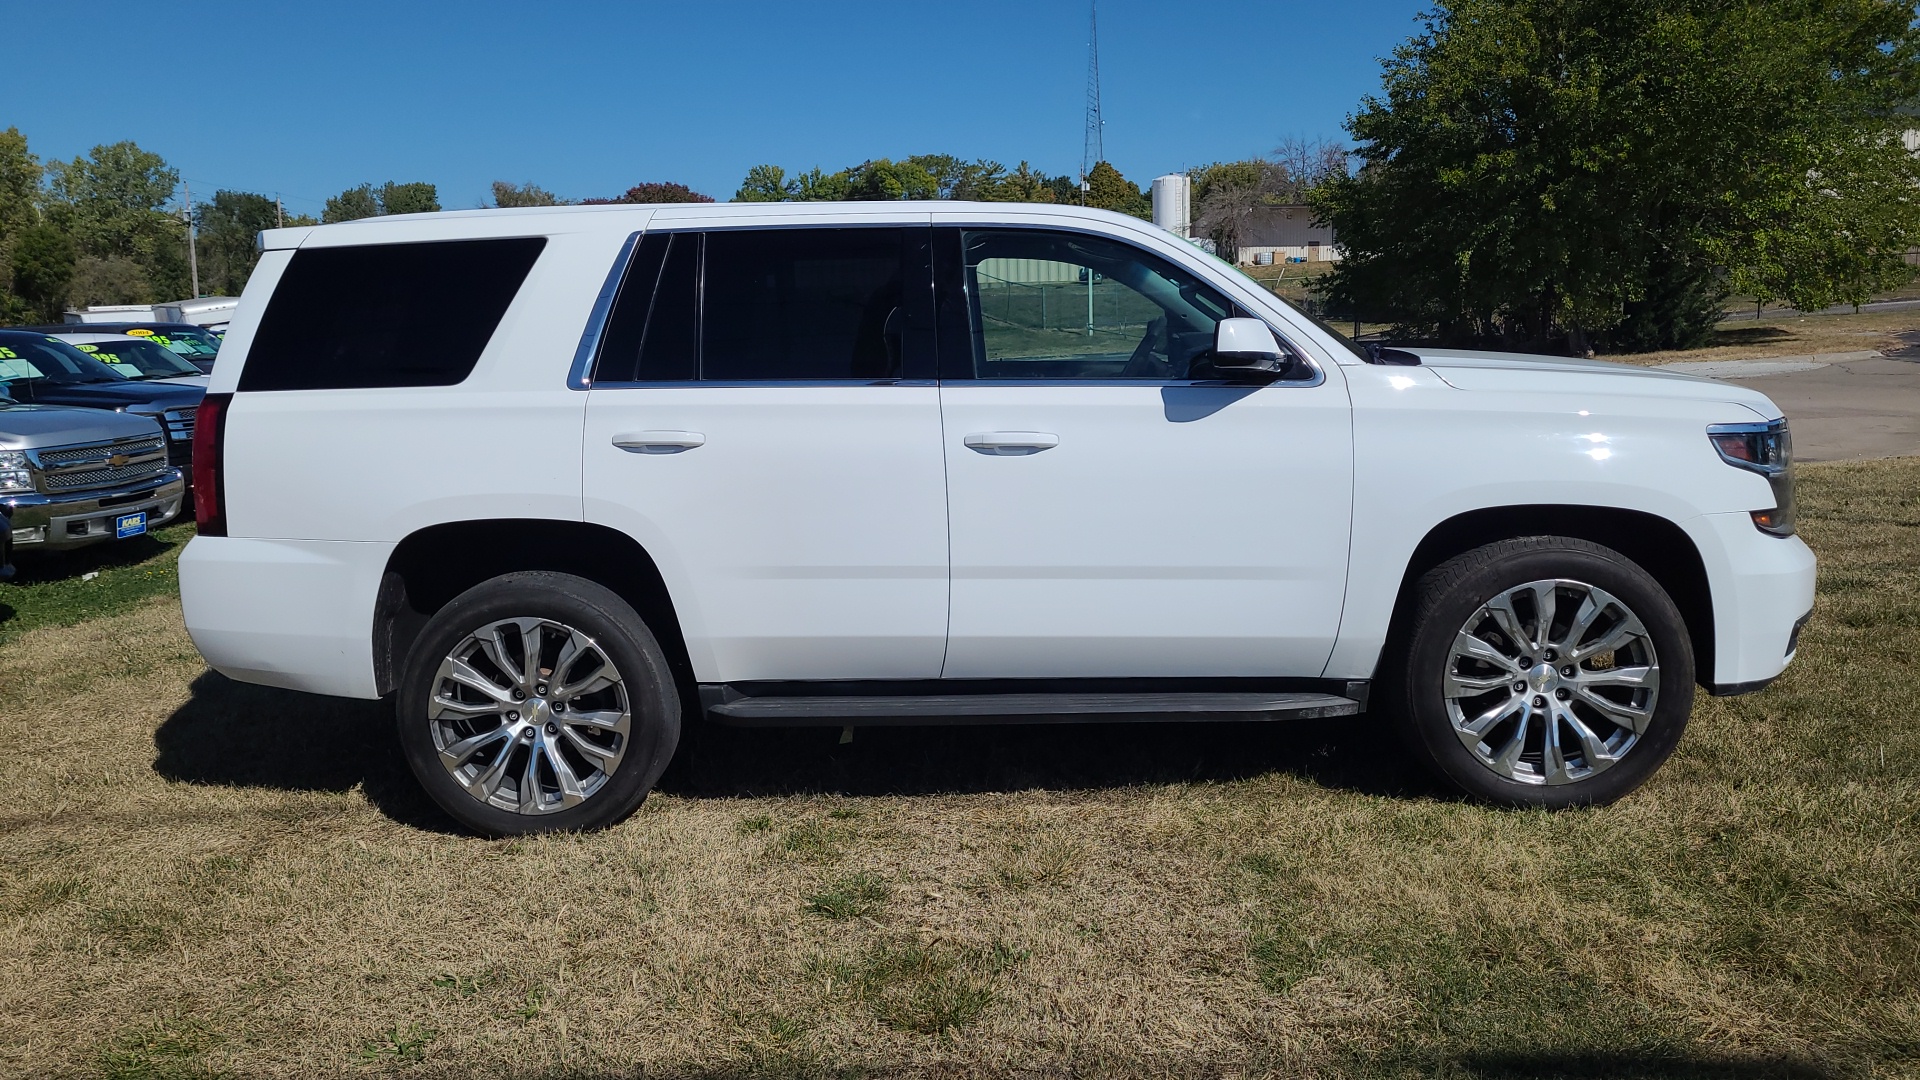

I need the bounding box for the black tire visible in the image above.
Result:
[397,571,680,836]
[1382,536,1694,808]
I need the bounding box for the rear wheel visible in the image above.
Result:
[397,571,680,835]
[1385,537,1694,808]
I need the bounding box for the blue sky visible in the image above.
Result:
[3,0,1426,214]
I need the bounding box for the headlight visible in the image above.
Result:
[0,450,32,493]
[1707,419,1794,536]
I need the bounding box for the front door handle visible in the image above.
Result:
[612,430,706,454]
[963,431,1059,455]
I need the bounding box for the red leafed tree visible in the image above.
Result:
[584,182,714,205]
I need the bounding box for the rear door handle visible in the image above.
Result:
[612,430,706,454]
[963,431,1059,455]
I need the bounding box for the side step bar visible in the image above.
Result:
[700,688,1363,728]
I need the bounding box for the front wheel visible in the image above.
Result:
[1384,537,1694,808]
[397,571,681,836]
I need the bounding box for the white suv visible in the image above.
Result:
[178,202,1814,835]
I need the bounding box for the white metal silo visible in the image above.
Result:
[1151,174,1192,238]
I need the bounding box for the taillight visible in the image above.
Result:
[193,392,231,536]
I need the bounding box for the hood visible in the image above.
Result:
[0,403,168,451]
[20,380,205,413]
[1407,348,1783,421]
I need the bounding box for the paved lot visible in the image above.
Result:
[1661,349,1920,462]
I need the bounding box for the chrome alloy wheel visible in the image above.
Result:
[429,617,631,815]
[1443,579,1660,786]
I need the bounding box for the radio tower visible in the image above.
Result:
[1081,0,1104,204]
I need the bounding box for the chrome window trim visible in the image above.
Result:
[582,376,1314,390]
[587,379,939,390]
[566,230,644,391]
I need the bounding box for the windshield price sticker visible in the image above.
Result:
[126,329,155,337]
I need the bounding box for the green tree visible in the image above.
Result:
[9,224,75,321]
[490,181,563,207]
[841,159,940,201]
[39,140,184,300]
[197,191,282,296]
[1315,0,1920,352]
[323,184,380,223]
[43,142,180,261]
[733,164,795,202]
[378,182,440,216]
[68,255,152,307]
[791,167,851,201]
[988,162,1058,203]
[1083,161,1149,217]
[0,127,39,238]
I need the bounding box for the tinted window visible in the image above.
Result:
[592,233,668,384]
[702,228,905,381]
[590,232,700,384]
[240,237,545,392]
[957,229,1238,380]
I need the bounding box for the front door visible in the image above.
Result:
[936,226,1354,679]
[582,224,950,682]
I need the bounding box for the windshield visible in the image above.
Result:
[69,339,203,379]
[0,336,132,385]
[126,327,220,358]
[1211,258,1370,362]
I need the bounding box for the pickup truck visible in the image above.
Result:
[178,202,1815,836]
[0,389,186,552]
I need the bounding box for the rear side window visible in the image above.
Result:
[239,237,546,391]
[703,228,906,381]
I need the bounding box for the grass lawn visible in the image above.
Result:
[1,462,1918,1078]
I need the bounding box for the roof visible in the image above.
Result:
[260,201,1159,251]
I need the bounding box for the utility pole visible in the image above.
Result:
[276,197,284,229]
[1081,0,1103,207]
[183,181,200,298]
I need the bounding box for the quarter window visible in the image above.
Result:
[241,238,545,392]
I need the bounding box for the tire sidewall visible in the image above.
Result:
[397,572,680,836]
[1400,541,1694,808]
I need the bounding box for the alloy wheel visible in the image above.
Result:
[1443,578,1661,786]
[428,617,631,814]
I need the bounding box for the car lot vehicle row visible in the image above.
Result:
[178,201,1814,834]
[0,330,197,553]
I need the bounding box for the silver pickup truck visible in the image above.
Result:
[1,391,186,553]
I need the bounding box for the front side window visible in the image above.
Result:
[958,229,1240,380]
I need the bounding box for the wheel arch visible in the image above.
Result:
[374,519,692,697]
[1381,505,1714,686]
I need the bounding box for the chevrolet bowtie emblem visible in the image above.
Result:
[108,454,130,467]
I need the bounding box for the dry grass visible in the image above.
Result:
[3,461,1920,1078]
[1596,309,1919,367]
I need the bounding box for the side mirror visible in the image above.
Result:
[1211,317,1293,379]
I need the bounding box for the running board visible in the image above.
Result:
[700,689,1363,727]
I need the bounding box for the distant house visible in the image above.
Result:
[1233,206,1340,266]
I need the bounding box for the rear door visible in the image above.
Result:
[934,224,1355,679]
[581,223,951,682]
